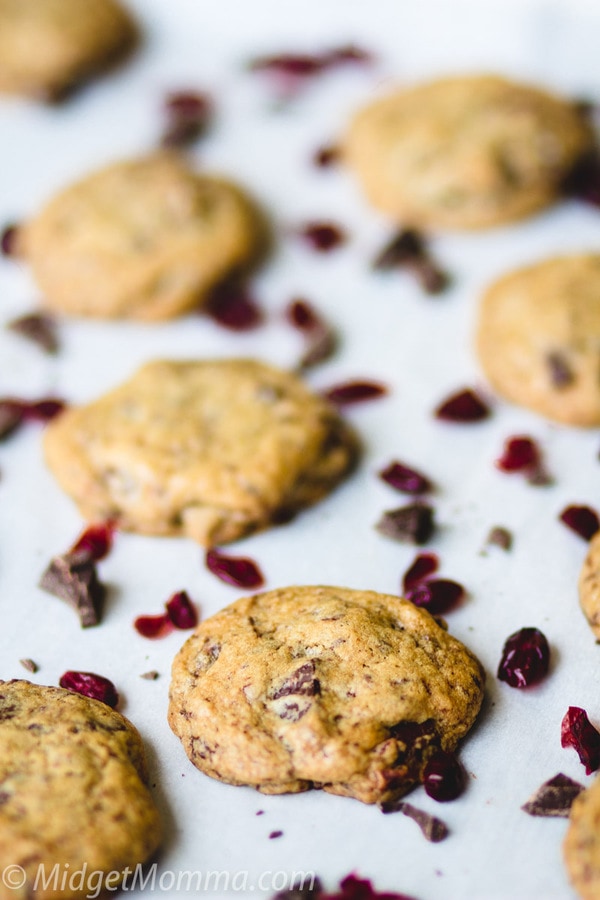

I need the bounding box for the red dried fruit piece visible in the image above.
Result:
[323,380,388,406]
[134,614,173,639]
[0,223,19,257]
[405,579,464,615]
[496,436,539,472]
[402,552,439,591]
[0,397,65,439]
[423,750,465,802]
[560,505,600,541]
[166,590,198,629]
[379,460,433,495]
[435,388,490,422]
[23,398,66,422]
[320,874,416,900]
[287,298,321,331]
[206,548,265,589]
[161,90,212,148]
[297,222,346,252]
[205,280,263,331]
[0,400,25,440]
[269,830,284,840]
[71,521,115,562]
[249,44,372,81]
[59,671,119,708]
[561,706,600,774]
[497,627,550,688]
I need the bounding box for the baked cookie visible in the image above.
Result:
[564,775,600,900]
[21,154,263,321]
[578,531,600,640]
[168,585,485,804]
[476,254,600,426]
[0,0,136,100]
[344,74,592,230]
[43,359,358,546]
[0,680,161,900]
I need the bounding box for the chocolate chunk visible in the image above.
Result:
[140,670,160,680]
[373,228,450,295]
[272,661,320,698]
[486,526,513,551]
[376,504,435,545]
[7,313,59,354]
[0,401,24,441]
[522,773,585,818]
[39,551,105,627]
[19,658,39,673]
[380,801,448,842]
[547,352,574,388]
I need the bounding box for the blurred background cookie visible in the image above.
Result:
[344,74,592,230]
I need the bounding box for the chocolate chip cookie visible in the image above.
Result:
[0,680,161,900]
[476,254,600,425]
[578,531,600,640]
[168,585,485,804]
[564,774,600,900]
[344,74,592,230]
[43,359,358,546]
[0,0,136,100]
[22,154,263,320]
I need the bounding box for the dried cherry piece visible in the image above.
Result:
[560,505,600,541]
[423,750,465,802]
[561,706,600,774]
[166,591,198,629]
[206,548,265,589]
[134,614,173,639]
[497,627,550,688]
[323,380,388,406]
[435,388,491,422]
[379,460,433,495]
[59,671,119,708]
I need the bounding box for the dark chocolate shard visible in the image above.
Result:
[380,801,448,842]
[486,526,513,551]
[19,658,39,673]
[39,551,105,627]
[373,228,450,295]
[375,504,435,545]
[272,661,320,698]
[522,773,585,818]
[7,313,59,354]
[140,670,160,680]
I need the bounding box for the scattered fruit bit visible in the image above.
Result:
[423,751,465,801]
[559,505,600,541]
[6,313,59,354]
[323,380,388,406]
[485,526,513,552]
[0,223,19,257]
[379,800,448,843]
[313,144,340,168]
[39,551,105,628]
[435,388,491,423]
[269,830,284,840]
[271,876,323,899]
[0,397,66,441]
[495,435,553,486]
[561,706,600,774]
[205,280,263,331]
[376,503,435,545]
[206,548,265,589]
[19,658,38,673]
[0,401,24,440]
[522,773,585,818]
[166,590,198,629]
[402,552,439,591]
[379,460,433,495]
[320,874,416,899]
[59,671,119,708]
[405,579,464,616]
[546,351,574,388]
[140,670,160,680]
[296,222,346,252]
[373,228,450,295]
[134,614,173,639]
[248,44,373,98]
[497,627,550,688]
[71,521,115,562]
[286,298,337,370]
[160,90,213,148]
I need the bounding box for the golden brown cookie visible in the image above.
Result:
[344,74,592,230]
[0,0,136,100]
[476,254,600,426]
[564,775,600,900]
[168,585,485,804]
[0,680,161,900]
[579,531,600,640]
[21,154,263,321]
[43,359,358,546]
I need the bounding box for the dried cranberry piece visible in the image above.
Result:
[160,90,212,147]
[497,627,550,688]
[249,53,325,78]
[561,707,600,774]
[134,614,173,639]
[423,750,465,802]
[166,591,198,629]
[560,505,600,541]
[23,398,66,422]
[71,521,115,562]
[205,280,263,331]
[297,222,346,252]
[313,144,340,168]
[0,400,25,440]
[402,552,439,591]
[435,388,491,422]
[496,437,539,472]
[0,223,19,257]
[287,299,321,331]
[59,671,119,708]
[379,460,433,495]
[320,874,415,900]
[323,380,388,406]
[406,579,464,615]
[206,548,265,589]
